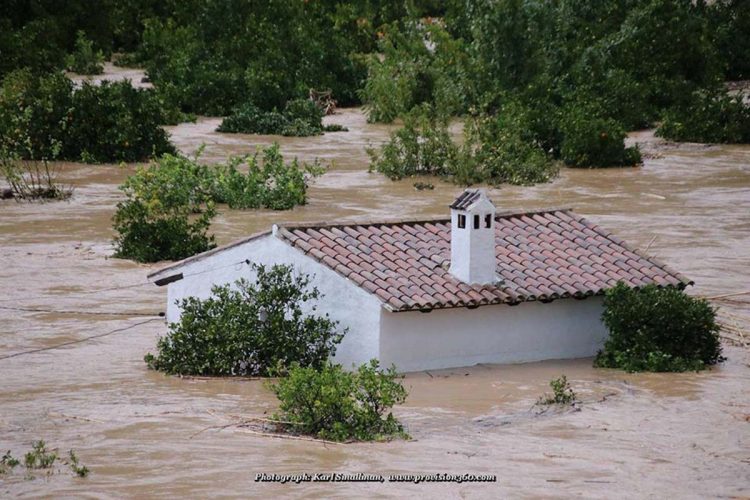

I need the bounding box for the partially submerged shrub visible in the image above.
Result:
[367,108,457,180]
[66,31,104,75]
[657,90,750,144]
[560,104,642,168]
[66,80,175,163]
[1,451,19,473]
[217,103,286,134]
[323,124,348,132]
[212,144,324,210]
[1,443,88,479]
[595,283,723,372]
[0,151,73,201]
[24,441,57,469]
[217,98,329,137]
[0,70,175,163]
[270,360,408,442]
[368,105,557,186]
[537,375,577,405]
[68,450,89,478]
[113,145,321,261]
[145,265,345,376]
[112,154,216,263]
[459,110,559,185]
[0,70,74,161]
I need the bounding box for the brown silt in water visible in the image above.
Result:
[1,104,749,497]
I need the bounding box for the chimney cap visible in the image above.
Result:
[449,189,493,211]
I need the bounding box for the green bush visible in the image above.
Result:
[368,104,557,186]
[459,108,559,185]
[595,283,723,372]
[138,3,368,115]
[657,90,750,144]
[112,154,216,263]
[367,107,458,180]
[537,375,577,406]
[217,99,326,137]
[560,104,642,168]
[360,20,471,123]
[0,70,73,161]
[112,146,322,262]
[0,152,73,201]
[145,265,345,376]
[270,360,408,442]
[709,0,750,80]
[24,441,57,469]
[66,80,175,163]
[66,31,104,75]
[212,144,324,210]
[0,70,175,163]
[217,103,285,134]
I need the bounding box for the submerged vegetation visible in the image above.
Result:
[0,441,89,479]
[368,105,559,185]
[657,90,750,144]
[1,0,748,181]
[1,451,20,473]
[112,154,216,263]
[537,376,577,406]
[596,283,723,372]
[0,70,175,163]
[218,98,332,137]
[112,145,322,262]
[270,360,409,442]
[145,265,345,377]
[0,153,73,201]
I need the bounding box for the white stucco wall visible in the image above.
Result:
[379,297,608,372]
[159,234,382,368]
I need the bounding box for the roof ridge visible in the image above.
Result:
[277,207,574,233]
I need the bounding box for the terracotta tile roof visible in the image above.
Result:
[276,209,691,312]
[449,189,482,210]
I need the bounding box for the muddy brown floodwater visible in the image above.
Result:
[1,105,749,498]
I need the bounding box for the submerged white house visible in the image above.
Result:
[147,190,690,372]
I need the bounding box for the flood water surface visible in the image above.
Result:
[1,107,749,498]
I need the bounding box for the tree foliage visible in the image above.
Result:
[0,70,175,163]
[211,144,325,210]
[217,98,327,137]
[368,104,559,186]
[145,265,345,377]
[270,360,408,442]
[66,30,104,75]
[112,154,216,263]
[112,146,322,262]
[595,283,723,372]
[657,90,750,143]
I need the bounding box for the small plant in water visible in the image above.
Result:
[1,150,73,201]
[537,375,577,406]
[24,441,57,469]
[1,451,20,473]
[68,450,89,477]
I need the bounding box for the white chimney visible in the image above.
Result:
[449,189,497,285]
